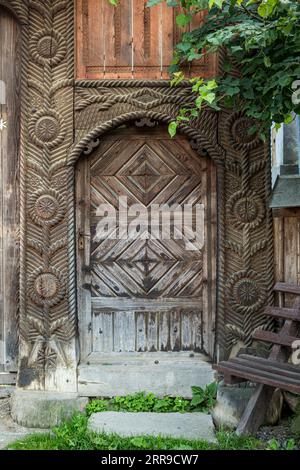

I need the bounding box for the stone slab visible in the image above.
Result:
[79,353,215,398]
[11,390,88,428]
[0,416,45,450]
[88,412,216,443]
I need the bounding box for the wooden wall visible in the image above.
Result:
[273,208,300,306]
[76,0,216,79]
[0,9,21,371]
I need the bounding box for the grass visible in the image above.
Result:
[7,413,263,451]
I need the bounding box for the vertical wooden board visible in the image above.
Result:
[187,10,206,77]
[104,0,132,77]
[173,6,189,49]
[136,311,147,352]
[76,0,86,78]
[170,310,181,351]
[93,311,113,352]
[284,218,298,307]
[159,311,170,351]
[114,311,135,352]
[76,158,92,360]
[87,0,104,77]
[133,0,160,79]
[273,217,284,283]
[0,11,20,371]
[147,312,158,352]
[208,160,217,357]
[161,2,174,79]
[181,310,202,351]
[200,156,209,353]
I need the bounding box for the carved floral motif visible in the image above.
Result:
[227,112,261,151]
[227,270,266,315]
[28,267,66,308]
[29,109,65,148]
[29,189,65,226]
[30,29,67,66]
[227,190,265,229]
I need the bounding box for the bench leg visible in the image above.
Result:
[236,384,275,436]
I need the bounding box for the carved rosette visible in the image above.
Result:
[28,267,66,308]
[30,29,67,66]
[28,189,65,226]
[227,270,266,315]
[227,190,265,229]
[29,109,65,149]
[227,112,260,151]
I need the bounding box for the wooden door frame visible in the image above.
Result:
[70,93,273,365]
[0,1,273,392]
[75,126,217,361]
[0,7,21,372]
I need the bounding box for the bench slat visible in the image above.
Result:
[264,306,300,321]
[252,330,299,347]
[230,356,300,380]
[239,354,300,374]
[214,361,300,394]
[274,282,300,296]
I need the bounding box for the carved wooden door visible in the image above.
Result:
[76,126,216,363]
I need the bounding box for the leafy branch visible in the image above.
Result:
[146,0,300,139]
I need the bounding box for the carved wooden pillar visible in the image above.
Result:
[0,0,78,392]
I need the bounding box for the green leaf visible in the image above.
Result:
[264,56,271,68]
[203,92,216,104]
[176,13,191,27]
[284,114,294,125]
[168,121,178,138]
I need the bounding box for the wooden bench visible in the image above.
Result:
[213,282,300,435]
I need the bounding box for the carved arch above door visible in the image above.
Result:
[71,80,274,361]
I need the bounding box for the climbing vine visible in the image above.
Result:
[146,0,300,138]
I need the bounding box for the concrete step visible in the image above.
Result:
[88,411,216,443]
[78,352,215,398]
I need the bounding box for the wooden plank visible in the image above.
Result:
[92,297,202,311]
[159,311,170,351]
[264,306,300,321]
[161,1,174,79]
[92,311,113,352]
[274,282,300,296]
[87,0,104,78]
[239,354,300,375]
[132,0,160,79]
[181,310,202,351]
[273,216,284,286]
[136,311,147,352]
[76,0,87,78]
[103,0,132,78]
[147,312,158,352]
[215,362,300,393]
[252,329,299,347]
[76,157,92,360]
[114,311,135,352]
[236,384,275,436]
[230,356,300,380]
[170,310,180,351]
[0,11,20,371]
[284,218,298,306]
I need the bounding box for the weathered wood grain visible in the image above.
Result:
[0,10,20,372]
[76,126,216,358]
[75,0,216,79]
